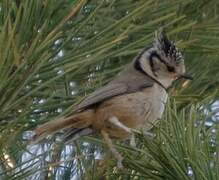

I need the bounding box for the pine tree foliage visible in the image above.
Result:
[0,0,218,179]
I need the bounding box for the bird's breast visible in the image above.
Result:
[93,84,168,138]
[143,84,168,129]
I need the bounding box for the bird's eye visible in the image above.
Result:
[167,66,175,72]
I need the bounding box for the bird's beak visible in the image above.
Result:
[179,74,193,80]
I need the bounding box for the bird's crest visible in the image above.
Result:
[154,28,184,64]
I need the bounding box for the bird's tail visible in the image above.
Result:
[32,110,94,143]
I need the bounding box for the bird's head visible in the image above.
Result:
[136,29,192,88]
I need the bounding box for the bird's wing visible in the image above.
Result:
[74,67,154,112]
[74,83,128,112]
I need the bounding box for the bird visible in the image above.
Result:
[33,29,192,168]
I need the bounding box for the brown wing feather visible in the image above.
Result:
[74,63,154,112]
[75,83,128,111]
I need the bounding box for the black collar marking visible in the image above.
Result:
[134,52,168,91]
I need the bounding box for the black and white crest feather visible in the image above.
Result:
[153,29,184,64]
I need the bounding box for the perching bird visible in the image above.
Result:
[33,29,192,168]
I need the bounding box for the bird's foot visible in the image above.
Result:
[143,131,156,139]
[130,134,136,147]
[101,130,125,169]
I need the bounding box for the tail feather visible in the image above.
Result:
[63,127,94,143]
[32,110,94,143]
